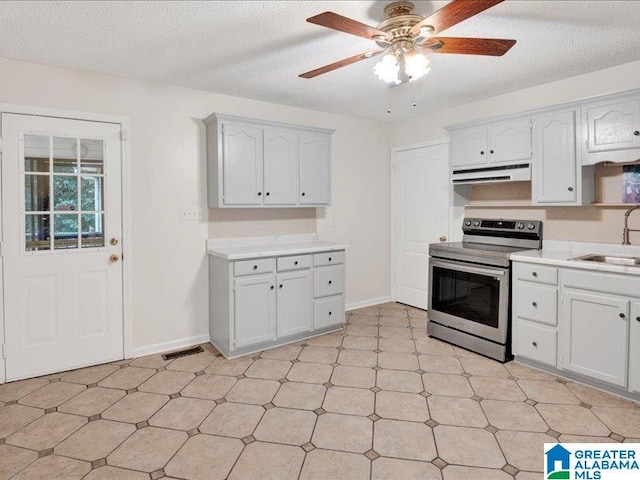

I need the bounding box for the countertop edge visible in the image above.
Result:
[208,243,349,260]
[510,251,640,276]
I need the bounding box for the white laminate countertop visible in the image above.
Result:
[207,234,348,260]
[510,240,640,276]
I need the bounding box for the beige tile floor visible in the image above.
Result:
[1,302,640,480]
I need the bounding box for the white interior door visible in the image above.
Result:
[2,113,124,381]
[391,142,449,309]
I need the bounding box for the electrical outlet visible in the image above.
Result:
[180,207,203,221]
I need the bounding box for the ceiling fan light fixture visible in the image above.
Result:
[374,53,401,84]
[405,51,430,82]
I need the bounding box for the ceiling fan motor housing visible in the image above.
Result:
[375,1,432,49]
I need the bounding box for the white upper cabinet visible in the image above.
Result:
[222,123,263,206]
[533,109,581,205]
[450,126,487,168]
[582,95,640,165]
[205,113,333,208]
[451,119,532,169]
[487,118,533,165]
[299,131,331,205]
[264,128,298,206]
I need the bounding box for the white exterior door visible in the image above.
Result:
[391,142,449,309]
[233,274,276,348]
[263,128,298,206]
[2,113,124,381]
[222,123,263,206]
[276,270,312,338]
[299,131,330,205]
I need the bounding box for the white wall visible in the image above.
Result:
[0,57,390,354]
[389,59,640,243]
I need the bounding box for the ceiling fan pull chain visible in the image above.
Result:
[412,80,417,108]
[387,85,392,114]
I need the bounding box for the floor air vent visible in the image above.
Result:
[162,346,204,361]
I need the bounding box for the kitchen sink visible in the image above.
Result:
[571,254,640,266]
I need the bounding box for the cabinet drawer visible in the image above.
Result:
[515,263,558,285]
[313,251,344,267]
[515,319,557,366]
[314,265,344,298]
[234,258,275,277]
[314,295,345,330]
[277,255,312,272]
[516,282,558,326]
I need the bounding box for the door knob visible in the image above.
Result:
[439,236,447,242]
[110,238,119,246]
[109,254,120,263]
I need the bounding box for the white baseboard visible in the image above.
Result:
[131,334,211,358]
[346,296,393,312]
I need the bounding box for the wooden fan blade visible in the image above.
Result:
[421,37,515,56]
[411,0,504,37]
[307,12,391,42]
[299,50,385,79]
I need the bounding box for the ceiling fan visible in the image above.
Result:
[299,0,515,85]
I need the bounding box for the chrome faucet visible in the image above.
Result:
[623,205,640,245]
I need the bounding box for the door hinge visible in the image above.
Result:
[529,119,533,129]
[0,136,3,153]
[1,344,6,359]
[221,124,225,134]
[118,130,129,141]
[0,241,3,256]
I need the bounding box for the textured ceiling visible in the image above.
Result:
[1,1,640,122]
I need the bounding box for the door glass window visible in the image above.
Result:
[23,134,105,252]
[431,266,500,328]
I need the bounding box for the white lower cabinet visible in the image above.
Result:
[515,319,557,366]
[630,302,640,394]
[209,249,346,357]
[276,270,312,338]
[560,290,629,387]
[234,274,276,348]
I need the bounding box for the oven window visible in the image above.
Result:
[431,266,500,328]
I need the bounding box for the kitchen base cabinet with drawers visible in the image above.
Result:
[512,260,640,401]
[209,248,346,358]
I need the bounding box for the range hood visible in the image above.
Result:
[451,163,531,185]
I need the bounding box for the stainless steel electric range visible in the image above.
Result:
[427,218,542,362]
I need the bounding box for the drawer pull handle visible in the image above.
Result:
[328,311,332,316]
[619,313,626,319]
[253,265,258,270]
[532,302,538,308]
[328,257,332,262]
[532,341,538,348]
[328,280,332,285]
[294,261,298,265]
[532,272,538,277]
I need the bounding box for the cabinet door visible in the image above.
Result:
[586,98,640,153]
[533,110,577,204]
[222,123,263,206]
[276,270,312,338]
[560,290,629,387]
[234,274,276,348]
[450,127,487,168]
[629,302,640,394]
[487,118,532,165]
[264,128,298,206]
[299,131,331,205]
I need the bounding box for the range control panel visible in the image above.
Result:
[462,218,542,234]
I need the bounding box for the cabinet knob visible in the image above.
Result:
[328,280,332,285]
[257,192,262,196]
[328,257,332,262]
[266,192,270,196]
[328,311,332,316]
[636,316,640,322]
[270,285,274,290]
[480,151,485,155]
[490,150,494,154]
[279,284,283,289]
[532,272,538,277]
[253,265,258,270]
[567,186,574,192]
[532,341,538,348]
[301,192,306,196]
[294,261,298,265]
[532,302,538,308]
[634,130,640,136]
[619,312,626,319]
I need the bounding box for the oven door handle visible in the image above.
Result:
[430,258,507,278]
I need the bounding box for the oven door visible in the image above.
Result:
[428,257,510,344]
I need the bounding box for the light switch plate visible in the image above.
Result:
[180,207,203,221]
